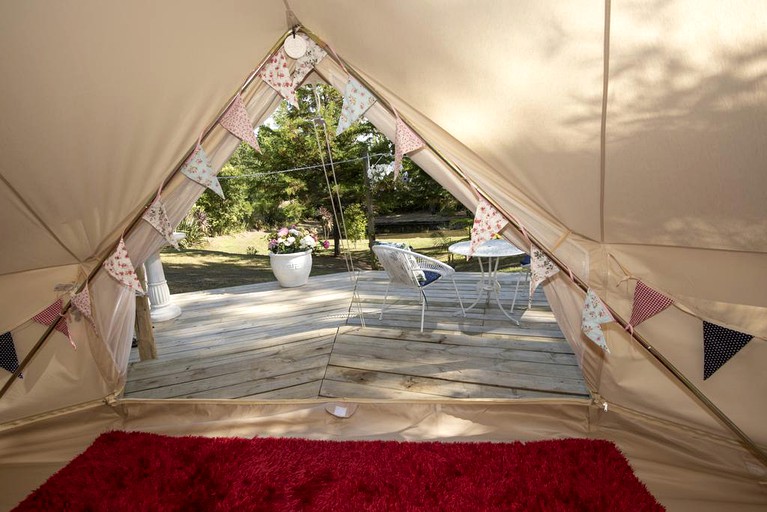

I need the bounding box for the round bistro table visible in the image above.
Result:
[448,239,525,325]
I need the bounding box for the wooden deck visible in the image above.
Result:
[125,271,589,401]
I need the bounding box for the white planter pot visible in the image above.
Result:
[269,250,312,288]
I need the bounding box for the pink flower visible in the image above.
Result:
[277,227,289,237]
[322,240,330,249]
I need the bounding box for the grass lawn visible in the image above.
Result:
[161,229,527,294]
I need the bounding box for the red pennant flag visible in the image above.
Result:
[219,94,261,153]
[627,281,674,333]
[703,322,753,380]
[33,299,75,349]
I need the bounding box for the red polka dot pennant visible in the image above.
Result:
[627,281,673,334]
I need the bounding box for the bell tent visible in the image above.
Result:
[0,1,765,510]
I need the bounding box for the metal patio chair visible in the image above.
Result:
[372,245,465,332]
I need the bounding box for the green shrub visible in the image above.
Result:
[343,203,367,248]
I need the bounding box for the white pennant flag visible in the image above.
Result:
[180,146,225,199]
[142,197,179,249]
[529,245,560,298]
[581,290,614,352]
[71,285,97,330]
[291,34,327,86]
[469,198,509,255]
[260,49,298,107]
[336,77,376,135]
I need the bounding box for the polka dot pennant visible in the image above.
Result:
[393,117,424,180]
[469,198,509,255]
[336,77,376,135]
[703,321,753,380]
[219,94,261,153]
[103,238,145,295]
[530,245,559,300]
[32,298,75,349]
[260,48,298,107]
[627,281,673,334]
[180,146,224,199]
[581,290,614,353]
[0,331,21,378]
[292,34,327,86]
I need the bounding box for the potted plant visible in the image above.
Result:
[267,226,329,287]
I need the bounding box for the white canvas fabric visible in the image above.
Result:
[0,1,765,510]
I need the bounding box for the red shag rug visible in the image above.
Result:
[14,431,663,511]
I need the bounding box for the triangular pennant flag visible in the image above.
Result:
[71,286,97,330]
[292,34,327,86]
[32,298,75,349]
[703,322,754,380]
[581,290,614,352]
[529,245,560,297]
[142,197,180,248]
[219,94,261,152]
[0,331,22,378]
[103,238,145,295]
[627,281,673,332]
[180,146,225,199]
[260,48,298,107]
[336,77,376,135]
[469,198,509,255]
[393,117,424,180]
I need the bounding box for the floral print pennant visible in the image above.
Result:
[71,285,96,330]
[142,196,180,248]
[180,146,224,199]
[219,94,261,153]
[336,77,376,135]
[469,198,509,255]
[530,245,560,298]
[103,238,145,295]
[292,34,327,86]
[32,298,75,349]
[393,117,424,180]
[581,290,614,352]
[260,48,298,107]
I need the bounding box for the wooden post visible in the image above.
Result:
[134,265,157,360]
[363,151,378,269]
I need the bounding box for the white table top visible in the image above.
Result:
[448,239,524,258]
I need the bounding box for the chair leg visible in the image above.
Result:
[525,268,532,310]
[451,277,465,316]
[510,272,521,313]
[380,282,390,320]
[420,290,426,332]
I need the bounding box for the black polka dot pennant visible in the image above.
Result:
[0,331,22,379]
[703,321,754,380]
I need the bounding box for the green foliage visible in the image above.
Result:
[342,203,367,247]
[176,206,210,248]
[187,83,462,237]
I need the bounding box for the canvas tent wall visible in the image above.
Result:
[0,1,765,510]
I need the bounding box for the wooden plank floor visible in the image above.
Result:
[125,271,589,400]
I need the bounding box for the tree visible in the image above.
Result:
[191,83,462,243]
